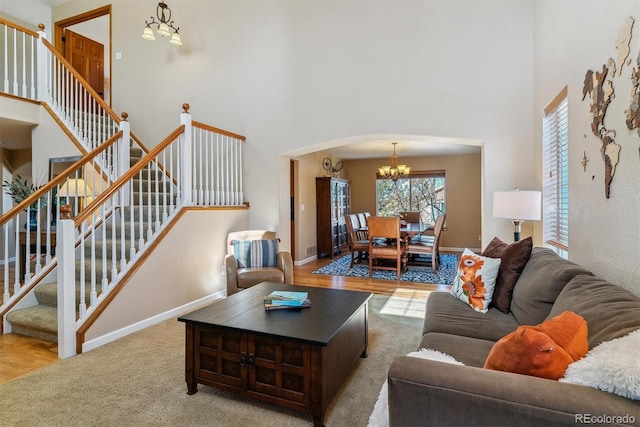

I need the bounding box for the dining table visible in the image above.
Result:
[400,222,433,239]
[355,221,434,240]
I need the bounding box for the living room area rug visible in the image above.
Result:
[0,294,424,427]
[313,253,459,286]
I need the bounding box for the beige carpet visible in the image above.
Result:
[0,294,424,427]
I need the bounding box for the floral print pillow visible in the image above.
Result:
[450,248,502,313]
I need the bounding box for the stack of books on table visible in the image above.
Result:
[263,291,311,311]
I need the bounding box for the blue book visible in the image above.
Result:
[264,291,309,306]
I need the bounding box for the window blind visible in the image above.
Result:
[542,88,569,252]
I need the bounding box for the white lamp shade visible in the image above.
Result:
[157,23,171,37]
[58,179,93,197]
[169,32,182,46]
[141,26,155,40]
[493,190,541,221]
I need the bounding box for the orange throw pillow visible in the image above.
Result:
[484,311,588,380]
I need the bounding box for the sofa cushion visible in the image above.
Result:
[420,332,496,368]
[232,239,278,268]
[484,311,588,380]
[450,248,501,313]
[423,292,520,343]
[481,236,532,314]
[547,274,640,348]
[510,248,592,326]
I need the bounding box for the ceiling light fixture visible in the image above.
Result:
[378,142,411,180]
[141,2,183,46]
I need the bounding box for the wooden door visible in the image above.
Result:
[64,29,104,99]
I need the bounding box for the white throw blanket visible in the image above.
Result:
[367,349,465,427]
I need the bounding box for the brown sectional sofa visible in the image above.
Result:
[388,247,640,427]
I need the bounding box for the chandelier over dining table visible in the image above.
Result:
[378,142,411,180]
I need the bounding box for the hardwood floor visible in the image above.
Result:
[293,252,453,298]
[0,251,455,385]
[0,333,59,384]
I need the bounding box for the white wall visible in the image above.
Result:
[48,0,535,250]
[534,0,640,294]
[9,0,636,295]
[86,208,249,341]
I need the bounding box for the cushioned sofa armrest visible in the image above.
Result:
[388,356,640,427]
[277,251,294,284]
[224,254,239,296]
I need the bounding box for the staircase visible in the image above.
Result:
[4,145,162,343]
[0,23,246,350]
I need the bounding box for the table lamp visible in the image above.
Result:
[58,178,93,214]
[493,189,541,242]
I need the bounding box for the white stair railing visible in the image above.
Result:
[57,122,185,357]
[57,105,246,356]
[191,119,246,206]
[1,19,150,167]
[0,12,249,355]
[37,28,120,153]
[0,123,129,315]
[0,18,38,99]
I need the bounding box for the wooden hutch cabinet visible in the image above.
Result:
[316,177,350,258]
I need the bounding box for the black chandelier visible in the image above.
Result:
[141,2,183,46]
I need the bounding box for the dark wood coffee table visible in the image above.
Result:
[178,282,371,427]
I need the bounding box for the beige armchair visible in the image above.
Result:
[225,230,293,296]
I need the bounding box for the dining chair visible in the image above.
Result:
[367,216,408,279]
[345,214,369,268]
[357,213,368,230]
[407,213,446,271]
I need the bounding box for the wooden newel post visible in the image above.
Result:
[59,204,72,219]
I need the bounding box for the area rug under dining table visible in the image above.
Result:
[313,253,459,286]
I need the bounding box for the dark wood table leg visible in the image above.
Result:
[184,323,198,395]
[361,303,369,358]
[312,414,325,427]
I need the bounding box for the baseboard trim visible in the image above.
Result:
[295,255,318,266]
[82,290,226,353]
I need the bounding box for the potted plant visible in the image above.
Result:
[3,175,48,230]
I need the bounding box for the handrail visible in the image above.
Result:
[130,131,151,155]
[0,131,123,228]
[75,125,185,226]
[192,120,246,141]
[0,17,39,37]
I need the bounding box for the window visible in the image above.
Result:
[543,87,569,257]
[376,171,445,224]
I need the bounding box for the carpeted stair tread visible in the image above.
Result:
[6,305,58,342]
[35,282,105,308]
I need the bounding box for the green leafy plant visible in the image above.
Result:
[3,175,47,209]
